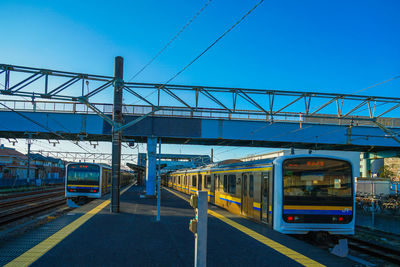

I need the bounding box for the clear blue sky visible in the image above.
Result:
[1,0,400,162]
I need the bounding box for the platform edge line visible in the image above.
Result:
[163,187,326,267]
[4,184,133,267]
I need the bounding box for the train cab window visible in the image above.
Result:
[249,175,254,197]
[228,175,236,194]
[205,175,211,189]
[223,175,228,192]
[192,175,197,187]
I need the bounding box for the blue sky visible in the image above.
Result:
[1,0,400,162]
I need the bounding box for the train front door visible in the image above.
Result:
[241,173,254,217]
[261,171,273,226]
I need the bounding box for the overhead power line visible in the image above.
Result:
[160,0,264,88]
[352,75,400,95]
[0,102,94,154]
[127,0,213,82]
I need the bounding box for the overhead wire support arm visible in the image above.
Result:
[116,107,160,132]
[373,120,400,145]
[77,96,115,127]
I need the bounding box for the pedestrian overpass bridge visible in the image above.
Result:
[0,99,399,152]
[2,62,400,199]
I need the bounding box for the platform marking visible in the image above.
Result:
[164,188,325,267]
[5,185,133,267]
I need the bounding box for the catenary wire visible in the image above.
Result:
[127,0,213,83]
[158,0,264,88]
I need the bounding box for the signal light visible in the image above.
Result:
[288,216,294,221]
[338,217,344,222]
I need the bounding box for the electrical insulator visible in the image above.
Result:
[190,195,198,208]
[189,219,197,234]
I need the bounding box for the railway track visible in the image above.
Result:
[0,187,66,226]
[347,235,400,265]
[0,186,63,200]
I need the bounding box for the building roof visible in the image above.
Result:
[30,153,61,163]
[0,146,27,159]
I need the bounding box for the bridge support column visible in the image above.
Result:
[111,56,124,213]
[362,153,371,178]
[146,137,157,196]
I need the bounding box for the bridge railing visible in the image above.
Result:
[1,99,399,127]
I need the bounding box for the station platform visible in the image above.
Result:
[0,185,358,266]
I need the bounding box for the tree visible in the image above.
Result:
[378,165,395,181]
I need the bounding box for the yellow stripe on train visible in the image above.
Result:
[219,194,241,203]
[67,185,99,188]
[284,205,353,211]
[213,167,272,174]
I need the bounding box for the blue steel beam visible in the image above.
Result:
[0,111,399,152]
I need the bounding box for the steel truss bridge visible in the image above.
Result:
[30,150,137,163]
[1,63,400,152]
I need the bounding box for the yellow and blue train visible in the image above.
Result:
[165,154,355,235]
[65,163,134,206]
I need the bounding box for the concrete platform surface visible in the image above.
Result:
[1,186,359,266]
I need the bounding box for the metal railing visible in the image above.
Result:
[1,99,399,127]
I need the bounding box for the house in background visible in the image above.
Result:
[0,144,34,179]
[30,153,66,180]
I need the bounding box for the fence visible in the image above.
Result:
[0,178,64,188]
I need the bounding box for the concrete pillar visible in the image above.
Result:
[362,153,370,178]
[146,137,157,196]
[371,158,384,177]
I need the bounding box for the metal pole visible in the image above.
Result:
[111,56,124,213]
[371,199,375,228]
[27,139,31,185]
[156,138,161,221]
[195,191,208,267]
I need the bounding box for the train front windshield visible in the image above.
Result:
[283,158,352,201]
[67,164,100,185]
[282,158,353,223]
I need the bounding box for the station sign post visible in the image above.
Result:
[189,191,208,267]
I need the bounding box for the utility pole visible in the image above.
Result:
[27,138,32,185]
[111,56,123,213]
[156,138,161,221]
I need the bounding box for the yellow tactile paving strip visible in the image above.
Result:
[164,187,325,267]
[5,185,132,267]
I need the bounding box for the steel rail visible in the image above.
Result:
[347,236,400,264]
[0,191,64,209]
[0,196,66,226]
[0,186,64,201]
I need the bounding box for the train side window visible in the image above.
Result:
[205,175,211,189]
[192,175,197,187]
[223,175,228,192]
[178,176,181,184]
[243,175,247,196]
[249,174,254,197]
[228,174,236,194]
[198,175,202,190]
